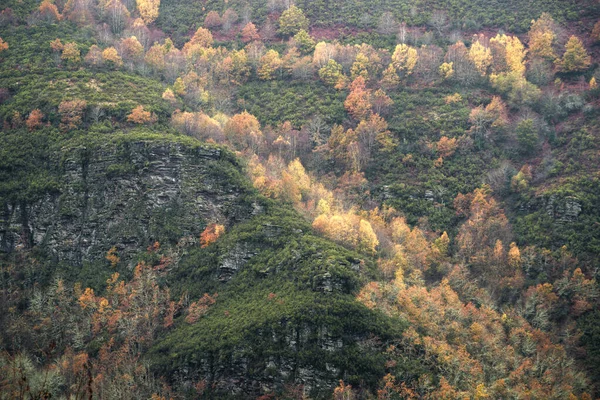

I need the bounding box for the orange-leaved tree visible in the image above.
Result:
[200,223,225,248]
[224,111,263,152]
[39,0,61,22]
[344,76,372,120]
[437,136,458,158]
[127,105,157,124]
[120,36,144,61]
[26,109,44,131]
[204,10,222,29]
[186,293,218,324]
[241,22,260,43]
[0,37,8,53]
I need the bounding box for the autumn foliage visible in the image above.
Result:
[436,136,458,158]
[468,96,508,140]
[392,44,418,77]
[39,0,61,22]
[203,10,222,29]
[120,36,144,61]
[189,27,214,48]
[556,36,592,72]
[84,44,102,66]
[136,0,160,24]
[185,293,218,324]
[313,212,379,254]
[592,21,600,43]
[2,2,600,398]
[240,22,260,43]
[224,111,263,151]
[199,223,225,248]
[127,105,157,124]
[258,49,282,80]
[26,109,44,131]
[102,46,123,68]
[345,76,372,120]
[171,110,223,140]
[528,13,557,60]
[1,254,177,399]
[106,246,120,267]
[58,99,87,131]
[61,42,81,65]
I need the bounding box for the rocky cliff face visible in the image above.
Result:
[172,322,349,397]
[0,137,394,398]
[519,194,583,224]
[544,194,582,223]
[0,140,253,265]
[152,209,394,398]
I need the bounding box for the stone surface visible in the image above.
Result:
[544,194,582,223]
[172,321,355,398]
[0,141,252,265]
[218,243,258,282]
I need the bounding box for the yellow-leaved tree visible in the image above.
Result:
[555,36,591,73]
[350,52,371,80]
[469,40,492,76]
[189,27,214,48]
[61,42,81,65]
[490,34,526,75]
[257,49,282,80]
[312,211,379,254]
[380,63,400,88]
[136,0,159,24]
[528,13,557,60]
[102,47,123,68]
[391,44,418,77]
[439,62,454,80]
[592,20,600,43]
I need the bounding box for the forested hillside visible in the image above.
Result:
[1,0,600,398]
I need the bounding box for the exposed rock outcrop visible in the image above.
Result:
[0,140,252,265]
[544,194,582,223]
